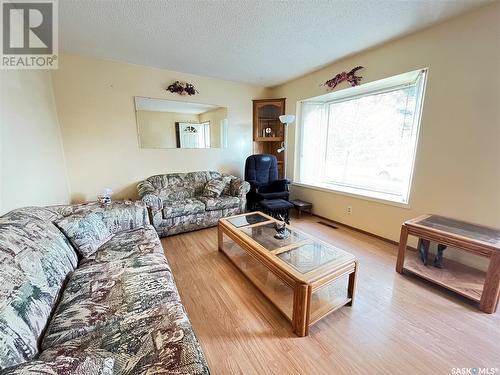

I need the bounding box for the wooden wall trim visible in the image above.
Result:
[310,213,400,246]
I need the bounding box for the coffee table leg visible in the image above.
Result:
[218,224,223,252]
[347,261,359,306]
[293,284,311,337]
[396,225,408,273]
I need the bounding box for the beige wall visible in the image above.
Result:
[269,3,500,257]
[0,70,69,214]
[51,53,269,202]
[137,110,200,148]
[199,107,227,147]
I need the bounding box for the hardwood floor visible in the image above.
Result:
[161,215,500,375]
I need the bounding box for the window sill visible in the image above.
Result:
[291,181,412,209]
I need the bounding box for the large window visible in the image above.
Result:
[298,69,427,204]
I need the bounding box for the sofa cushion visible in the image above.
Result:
[157,207,240,236]
[142,171,226,201]
[53,201,149,238]
[55,212,112,257]
[0,206,63,224]
[53,201,149,258]
[1,352,114,375]
[82,225,163,264]
[42,227,180,349]
[162,198,205,219]
[0,208,77,370]
[160,185,196,202]
[198,195,240,211]
[202,176,231,198]
[40,302,209,375]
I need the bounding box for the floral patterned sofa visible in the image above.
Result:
[137,171,250,237]
[0,201,209,375]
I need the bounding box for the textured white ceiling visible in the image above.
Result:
[59,0,490,86]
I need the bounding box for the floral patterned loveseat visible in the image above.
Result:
[137,171,250,237]
[0,201,209,375]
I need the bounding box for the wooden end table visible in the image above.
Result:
[396,214,500,313]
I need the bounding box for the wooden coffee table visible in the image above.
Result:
[218,212,358,336]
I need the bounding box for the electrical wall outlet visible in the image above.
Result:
[347,206,353,215]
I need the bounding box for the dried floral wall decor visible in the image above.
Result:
[322,66,364,91]
[166,81,199,96]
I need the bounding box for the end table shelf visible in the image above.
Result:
[403,249,486,302]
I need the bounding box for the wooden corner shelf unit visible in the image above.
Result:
[252,98,286,178]
[396,214,500,313]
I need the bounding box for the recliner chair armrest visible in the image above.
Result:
[271,179,291,192]
[254,182,271,193]
[141,193,163,212]
[247,179,274,194]
[258,179,290,193]
[230,179,251,197]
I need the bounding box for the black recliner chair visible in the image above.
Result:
[244,154,290,211]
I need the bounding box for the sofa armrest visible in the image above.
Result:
[230,178,251,197]
[142,193,163,212]
[137,179,155,197]
[137,179,163,212]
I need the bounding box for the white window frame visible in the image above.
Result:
[295,69,428,207]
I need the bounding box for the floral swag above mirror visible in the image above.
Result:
[166,81,199,96]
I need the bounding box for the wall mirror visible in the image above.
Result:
[135,97,228,149]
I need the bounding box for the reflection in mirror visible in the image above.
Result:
[135,97,228,149]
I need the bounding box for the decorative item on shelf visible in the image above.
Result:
[166,81,199,96]
[322,66,364,91]
[263,127,273,137]
[274,213,290,240]
[97,188,113,206]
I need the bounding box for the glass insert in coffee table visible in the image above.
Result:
[277,241,352,274]
[218,211,358,336]
[239,223,308,251]
[226,212,270,228]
